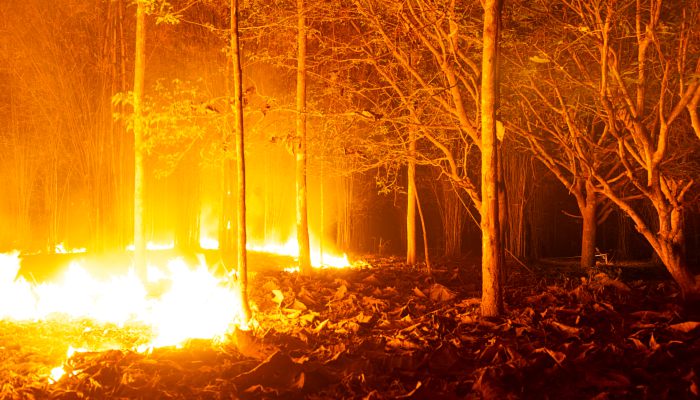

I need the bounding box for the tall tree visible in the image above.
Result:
[406,127,417,266]
[296,0,312,275]
[231,0,252,321]
[480,0,504,317]
[511,0,700,302]
[133,0,147,279]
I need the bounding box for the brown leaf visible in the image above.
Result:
[626,337,647,351]
[362,274,381,285]
[291,372,305,390]
[355,312,372,324]
[314,319,329,332]
[668,321,700,333]
[428,283,457,302]
[291,300,307,311]
[334,285,348,301]
[413,287,427,298]
[591,273,631,292]
[524,292,557,305]
[550,321,580,337]
[649,334,660,352]
[534,347,566,366]
[396,381,422,398]
[271,290,284,307]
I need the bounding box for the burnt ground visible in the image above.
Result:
[1,256,699,399]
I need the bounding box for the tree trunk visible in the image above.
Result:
[296,0,312,275]
[657,208,699,303]
[415,187,430,272]
[406,129,417,266]
[231,0,251,321]
[480,0,504,318]
[579,185,597,271]
[133,0,147,280]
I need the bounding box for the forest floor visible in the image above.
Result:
[1,255,699,399]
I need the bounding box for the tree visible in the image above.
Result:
[406,127,417,266]
[133,0,147,279]
[480,0,504,317]
[348,0,506,315]
[231,0,252,321]
[511,0,700,303]
[296,0,312,275]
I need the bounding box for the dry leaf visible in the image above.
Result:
[271,289,284,307]
[428,283,456,302]
[413,287,427,298]
[334,285,348,301]
[668,321,700,333]
[649,334,660,351]
[314,319,329,332]
[534,347,566,366]
[292,300,307,311]
[550,321,580,337]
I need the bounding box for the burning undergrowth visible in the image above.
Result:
[1,258,700,399]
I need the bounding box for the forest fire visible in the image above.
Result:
[2,0,700,397]
[0,252,246,361]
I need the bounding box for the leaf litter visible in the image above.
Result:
[1,257,699,399]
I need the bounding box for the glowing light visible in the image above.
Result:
[54,243,87,254]
[48,346,86,384]
[199,236,220,250]
[199,233,352,269]
[126,241,175,251]
[248,237,351,269]
[0,252,246,346]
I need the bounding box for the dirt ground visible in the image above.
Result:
[1,256,699,399]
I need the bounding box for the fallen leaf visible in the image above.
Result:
[534,347,566,366]
[626,337,647,351]
[271,290,284,307]
[550,321,580,337]
[668,321,700,333]
[428,283,456,302]
[529,55,550,63]
[334,285,348,301]
[413,287,427,298]
[396,381,422,398]
[649,334,660,351]
[356,312,372,324]
[292,300,307,311]
[314,319,329,332]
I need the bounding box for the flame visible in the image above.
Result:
[0,252,246,348]
[2,231,351,384]
[54,243,87,254]
[49,346,86,383]
[126,241,175,251]
[200,235,351,269]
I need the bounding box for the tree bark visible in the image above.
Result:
[231,0,252,321]
[406,129,417,266]
[579,183,597,271]
[480,0,504,317]
[133,0,147,280]
[296,0,312,275]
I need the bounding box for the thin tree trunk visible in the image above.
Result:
[133,0,147,279]
[221,58,235,256]
[579,183,597,271]
[406,130,417,265]
[480,0,504,317]
[296,0,312,274]
[231,0,252,321]
[415,187,430,273]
